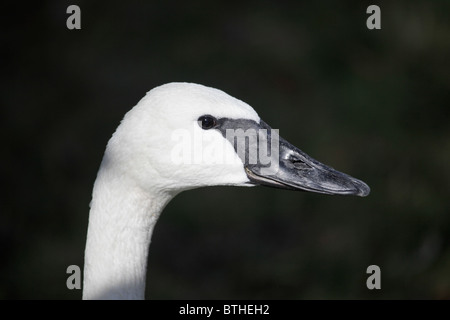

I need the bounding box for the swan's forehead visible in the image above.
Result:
[146,83,260,123]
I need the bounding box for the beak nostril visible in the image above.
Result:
[287,154,312,170]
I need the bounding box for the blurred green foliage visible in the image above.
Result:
[1,0,449,299]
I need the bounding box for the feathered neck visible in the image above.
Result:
[82,161,173,299]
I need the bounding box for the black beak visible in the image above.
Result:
[218,118,370,197]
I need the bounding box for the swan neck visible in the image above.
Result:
[83,166,173,300]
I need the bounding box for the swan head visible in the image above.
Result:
[103,82,370,197]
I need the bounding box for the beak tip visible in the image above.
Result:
[355,181,371,197]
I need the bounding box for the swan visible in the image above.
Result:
[83,82,370,299]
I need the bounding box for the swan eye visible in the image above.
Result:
[198,115,217,130]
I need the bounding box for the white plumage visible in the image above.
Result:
[83,82,369,299]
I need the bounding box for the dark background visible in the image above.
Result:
[2,0,449,299]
